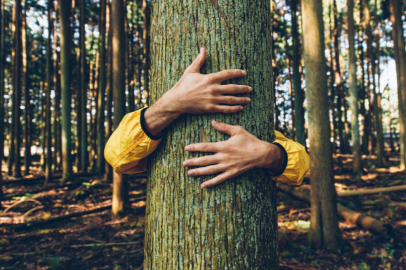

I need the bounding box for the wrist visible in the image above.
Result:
[160,87,185,116]
[259,141,285,174]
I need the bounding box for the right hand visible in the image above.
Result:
[161,47,252,115]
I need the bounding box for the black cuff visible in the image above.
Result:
[269,142,288,177]
[140,107,163,140]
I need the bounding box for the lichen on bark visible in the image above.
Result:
[145,1,277,269]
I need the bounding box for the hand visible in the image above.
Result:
[183,121,284,188]
[161,47,252,115]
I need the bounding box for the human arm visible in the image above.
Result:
[183,121,310,188]
[105,48,252,173]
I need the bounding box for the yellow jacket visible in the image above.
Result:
[105,108,310,186]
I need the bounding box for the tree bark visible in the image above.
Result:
[301,0,342,253]
[13,0,22,177]
[145,1,277,268]
[0,0,5,203]
[44,0,53,185]
[97,0,106,176]
[105,2,113,181]
[348,0,362,172]
[111,0,128,216]
[22,0,30,176]
[80,0,88,172]
[141,0,149,105]
[389,0,406,170]
[59,0,74,183]
[290,0,304,145]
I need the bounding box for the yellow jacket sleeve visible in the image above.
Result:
[270,131,310,186]
[104,108,162,174]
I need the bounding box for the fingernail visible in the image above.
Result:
[245,98,251,102]
[201,183,207,188]
[212,120,218,126]
[185,145,190,151]
[183,160,188,166]
[239,106,243,110]
[249,87,252,92]
[241,70,246,75]
[188,170,194,176]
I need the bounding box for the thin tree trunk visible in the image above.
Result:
[359,0,367,155]
[111,0,128,216]
[97,0,106,176]
[333,0,345,154]
[328,4,336,151]
[22,1,30,176]
[301,0,342,253]
[290,0,304,145]
[348,0,362,172]
[145,1,278,268]
[105,2,113,181]
[44,0,53,185]
[389,0,406,170]
[59,0,73,183]
[0,0,5,203]
[8,10,15,176]
[53,0,61,172]
[373,0,384,167]
[141,0,149,105]
[13,0,22,177]
[80,0,88,172]
[364,0,373,155]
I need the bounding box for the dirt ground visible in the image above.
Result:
[1,156,406,270]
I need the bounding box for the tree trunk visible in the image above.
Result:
[389,0,406,170]
[301,0,342,253]
[0,0,5,203]
[105,2,113,181]
[8,8,15,177]
[333,0,345,154]
[111,0,128,216]
[358,1,367,155]
[145,1,277,268]
[141,0,149,105]
[44,0,53,185]
[59,0,74,183]
[53,0,62,172]
[328,4,336,152]
[22,1,30,176]
[97,0,106,176]
[80,0,88,172]
[290,0,304,145]
[12,0,22,177]
[348,0,362,172]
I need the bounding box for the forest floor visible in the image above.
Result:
[0,156,406,270]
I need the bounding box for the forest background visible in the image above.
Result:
[0,0,406,269]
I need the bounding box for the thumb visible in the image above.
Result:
[185,47,206,73]
[211,120,240,136]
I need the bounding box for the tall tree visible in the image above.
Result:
[358,0,367,154]
[97,0,106,175]
[290,0,304,145]
[22,0,30,176]
[13,0,22,177]
[348,0,362,172]
[111,0,128,216]
[389,0,406,170]
[301,0,342,252]
[144,1,277,268]
[44,0,53,184]
[0,0,5,203]
[59,0,74,183]
[141,0,149,105]
[80,0,88,172]
[105,1,113,181]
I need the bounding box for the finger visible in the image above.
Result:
[183,155,220,167]
[213,105,244,114]
[185,47,206,73]
[216,84,252,94]
[209,69,246,82]
[185,142,222,153]
[211,120,243,136]
[218,96,251,105]
[187,164,225,177]
[201,171,234,188]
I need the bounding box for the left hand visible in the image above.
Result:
[183,120,284,188]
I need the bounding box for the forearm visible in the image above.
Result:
[143,93,181,137]
[259,141,287,176]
